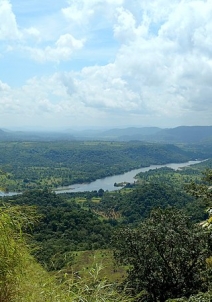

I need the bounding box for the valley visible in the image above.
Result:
[0,134,212,301]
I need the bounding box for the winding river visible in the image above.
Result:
[0,160,204,197]
[54,160,203,193]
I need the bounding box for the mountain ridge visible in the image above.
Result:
[0,125,212,143]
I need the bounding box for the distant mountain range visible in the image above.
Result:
[0,129,75,141]
[1,126,212,144]
[68,126,212,144]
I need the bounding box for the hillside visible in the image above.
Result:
[1,126,212,143]
[98,125,212,143]
[1,158,212,301]
[0,129,75,141]
[0,140,199,192]
[152,126,212,143]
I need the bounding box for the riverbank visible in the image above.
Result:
[0,160,206,196]
[54,160,204,193]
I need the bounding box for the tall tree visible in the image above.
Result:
[185,169,212,208]
[112,208,209,302]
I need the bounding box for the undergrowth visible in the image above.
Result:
[0,205,131,302]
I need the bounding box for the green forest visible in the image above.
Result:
[0,140,209,192]
[1,140,212,301]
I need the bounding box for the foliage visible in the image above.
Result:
[70,249,126,284]
[0,141,199,191]
[6,189,114,270]
[88,182,194,224]
[0,203,130,302]
[166,291,212,301]
[0,216,130,301]
[112,208,209,302]
[185,169,212,208]
[17,261,131,302]
[0,141,212,301]
[0,206,36,302]
[59,263,131,302]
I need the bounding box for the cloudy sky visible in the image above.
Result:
[0,0,212,130]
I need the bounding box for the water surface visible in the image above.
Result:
[55,160,203,193]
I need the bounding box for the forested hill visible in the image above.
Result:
[98,125,212,143]
[0,128,75,141]
[0,141,202,192]
[1,125,212,143]
[1,159,212,301]
[151,125,212,143]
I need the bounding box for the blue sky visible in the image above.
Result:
[0,0,212,130]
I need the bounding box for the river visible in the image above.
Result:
[54,160,203,194]
[0,160,204,197]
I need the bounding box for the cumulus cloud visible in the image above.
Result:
[25,34,85,62]
[23,27,41,41]
[62,0,124,25]
[0,80,10,91]
[62,3,94,25]
[72,64,139,112]
[0,1,84,63]
[0,0,21,40]
[1,0,212,128]
[114,8,137,42]
[109,0,212,120]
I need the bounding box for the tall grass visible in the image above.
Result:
[0,209,27,301]
[17,261,131,302]
[0,205,131,302]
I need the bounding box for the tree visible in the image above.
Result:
[185,169,212,209]
[112,208,209,302]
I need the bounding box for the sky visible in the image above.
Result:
[0,0,212,130]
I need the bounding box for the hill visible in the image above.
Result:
[0,129,75,141]
[98,125,212,143]
[152,126,212,143]
[68,125,212,143]
[0,140,198,192]
[1,126,212,143]
[99,127,161,140]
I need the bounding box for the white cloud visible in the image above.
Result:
[74,64,139,111]
[62,3,94,25]
[0,80,10,91]
[62,0,124,25]
[25,34,85,62]
[1,0,212,128]
[109,0,212,121]
[23,27,41,41]
[114,8,137,42]
[0,0,21,40]
[0,1,84,63]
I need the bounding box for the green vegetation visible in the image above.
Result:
[2,140,212,301]
[136,159,212,189]
[1,173,212,302]
[0,140,203,192]
[70,250,126,282]
[112,208,209,302]
[7,189,113,270]
[87,182,195,224]
[0,204,130,302]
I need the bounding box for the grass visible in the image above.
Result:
[0,206,131,302]
[91,197,101,203]
[70,249,126,284]
[16,257,130,302]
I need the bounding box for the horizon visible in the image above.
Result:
[2,124,212,133]
[1,1,212,129]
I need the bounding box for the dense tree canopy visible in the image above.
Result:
[89,182,195,224]
[0,141,201,192]
[112,208,209,302]
[8,189,114,270]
